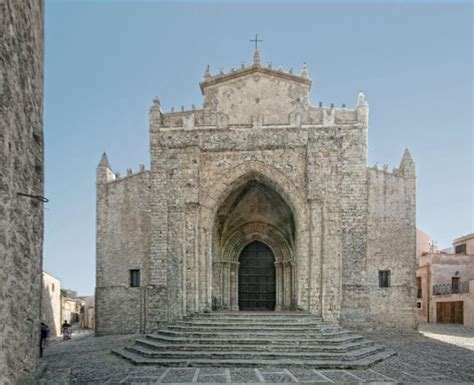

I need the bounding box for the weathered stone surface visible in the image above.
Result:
[0,1,44,384]
[96,52,416,334]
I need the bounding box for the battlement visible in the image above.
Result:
[368,147,416,179]
[368,163,402,177]
[150,51,368,131]
[96,153,149,184]
[154,94,367,131]
[109,164,148,184]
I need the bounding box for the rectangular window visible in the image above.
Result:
[379,270,391,288]
[416,277,422,298]
[130,269,140,287]
[455,244,466,254]
[416,301,422,309]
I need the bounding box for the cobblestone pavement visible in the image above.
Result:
[39,324,474,384]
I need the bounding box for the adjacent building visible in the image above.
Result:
[416,233,474,327]
[41,272,61,336]
[62,296,83,324]
[80,296,96,330]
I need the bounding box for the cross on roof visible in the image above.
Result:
[249,34,263,50]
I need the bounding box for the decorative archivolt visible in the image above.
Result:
[202,162,309,235]
[220,221,293,264]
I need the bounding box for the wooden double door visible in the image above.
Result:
[436,301,463,324]
[238,241,276,310]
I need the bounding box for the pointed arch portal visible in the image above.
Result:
[212,177,296,311]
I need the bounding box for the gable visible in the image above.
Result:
[201,69,312,126]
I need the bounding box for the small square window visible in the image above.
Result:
[379,270,391,288]
[130,269,140,287]
[455,244,466,254]
[416,302,422,309]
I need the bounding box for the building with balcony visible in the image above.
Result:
[416,234,474,327]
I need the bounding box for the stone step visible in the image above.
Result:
[174,320,332,328]
[157,328,352,339]
[113,312,393,370]
[189,313,318,321]
[112,347,396,369]
[135,338,375,353]
[147,333,364,346]
[124,344,385,361]
[166,325,341,334]
[184,318,329,325]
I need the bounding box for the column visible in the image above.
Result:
[275,263,283,311]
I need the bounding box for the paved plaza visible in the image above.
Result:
[39,324,474,384]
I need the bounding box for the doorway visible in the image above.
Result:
[238,241,276,310]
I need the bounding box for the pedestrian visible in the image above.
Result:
[61,320,72,340]
[40,322,49,357]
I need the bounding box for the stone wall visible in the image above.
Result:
[96,169,150,335]
[0,1,44,384]
[366,163,417,329]
[41,272,61,336]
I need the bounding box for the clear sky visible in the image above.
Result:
[44,1,473,295]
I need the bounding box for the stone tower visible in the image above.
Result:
[96,50,417,335]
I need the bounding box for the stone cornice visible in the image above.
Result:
[199,66,312,93]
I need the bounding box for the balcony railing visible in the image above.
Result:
[432,281,469,295]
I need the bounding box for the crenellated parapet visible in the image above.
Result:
[96,152,149,185]
[149,51,368,132]
[368,147,416,179]
[153,95,367,131]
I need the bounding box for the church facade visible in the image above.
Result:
[96,50,417,335]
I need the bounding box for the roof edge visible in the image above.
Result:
[199,66,312,93]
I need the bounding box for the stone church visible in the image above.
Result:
[96,50,417,335]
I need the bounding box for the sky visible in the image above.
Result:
[44,1,473,295]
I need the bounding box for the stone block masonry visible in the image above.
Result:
[0,1,44,384]
[96,49,417,335]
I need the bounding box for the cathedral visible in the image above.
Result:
[96,50,417,335]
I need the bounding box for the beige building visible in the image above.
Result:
[416,228,437,260]
[41,272,61,336]
[416,233,474,327]
[80,296,95,330]
[453,233,474,255]
[62,297,83,324]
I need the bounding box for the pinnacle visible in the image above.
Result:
[98,152,111,169]
[253,49,260,67]
[301,63,309,78]
[401,147,414,163]
[399,147,415,175]
[204,64,211,79]
[357,91,367,106]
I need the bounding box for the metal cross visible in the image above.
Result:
[249,34,263,50]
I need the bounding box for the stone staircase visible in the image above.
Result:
[113,312,395,368]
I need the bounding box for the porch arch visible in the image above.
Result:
[201,161,309,311]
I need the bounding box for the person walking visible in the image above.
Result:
[39,322,49,357]
[61,320,72,340]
